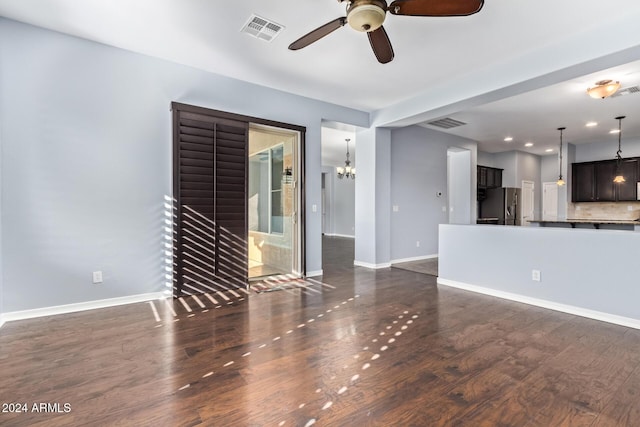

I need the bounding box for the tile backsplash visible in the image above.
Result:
[568,202,640,220]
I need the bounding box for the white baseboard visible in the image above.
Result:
[391,254,438,264]
[306,270,323,277]
[437,278,640,330]
[1,292,166,325]
[0,314,5,329]
[324,233,355,238]
[354,260,392,269]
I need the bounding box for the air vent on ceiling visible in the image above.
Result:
[426,117,467,129]
[611,85,640,97]
[241,14,285,42]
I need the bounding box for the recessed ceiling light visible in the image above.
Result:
[585,122,598,127]
[610,129,621,134]
[524,142,534,147]
[504,137,513,142]
[545,148,554,152]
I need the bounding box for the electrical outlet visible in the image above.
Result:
[531,269,541,282]
[628,205,634,211]
[312,204,317,212]
[93,271,103,284]
[416,241,420,248]
[442,206,447,212]
[393,205,399,212]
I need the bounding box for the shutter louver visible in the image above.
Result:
[173,106,248,297]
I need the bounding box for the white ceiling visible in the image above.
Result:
[432,59,640,155]
[2,0,640,159]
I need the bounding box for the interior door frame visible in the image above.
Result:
[171,102,307,291]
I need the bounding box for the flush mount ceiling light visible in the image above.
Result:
[585,122,598,127]
[557,127,566,186]
[613,116,626,183]
[524,142,534,147]
[545,148,554,153]
[504,137,513,142]
[587,79,621,99]
[337,138,355,180]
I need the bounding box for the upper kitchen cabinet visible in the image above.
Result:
[616,159,639,201]
[572,158,639,202]
[477,166,503,189]
[572,162,595,202]
[594,161,616,202]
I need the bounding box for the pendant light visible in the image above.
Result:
[336,138,355,179]
[556,127,566,186]
[613,116,626,183]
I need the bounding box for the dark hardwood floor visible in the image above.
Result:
[1,237,640,426]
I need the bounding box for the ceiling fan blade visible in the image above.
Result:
[389,0,484,16]
[288,17,347,50]
[368,26,394,64]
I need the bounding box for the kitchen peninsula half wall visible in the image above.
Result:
[438,224,640,329]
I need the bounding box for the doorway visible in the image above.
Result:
[247,125,302,279]
[521,180,535,225]
[172,102,305,297]
[543,182,559,220]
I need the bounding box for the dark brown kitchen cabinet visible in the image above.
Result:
[477,166,503,189]
[572,162,594,202]
[572,158,639,202]
[594,161,616,201]
[616,159,639,201]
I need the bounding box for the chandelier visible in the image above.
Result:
[337,138,355,179]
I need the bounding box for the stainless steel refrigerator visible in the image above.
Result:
[482,187,521,225]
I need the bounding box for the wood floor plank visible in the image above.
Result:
[2,236,640,426]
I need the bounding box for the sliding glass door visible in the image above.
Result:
[248,125,301,279]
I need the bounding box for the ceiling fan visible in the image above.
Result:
[289,0,484,64]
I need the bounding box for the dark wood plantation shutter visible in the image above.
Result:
[173,103,248,297]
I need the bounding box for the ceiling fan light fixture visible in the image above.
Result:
[587,79,621,99]
[347,1,386,32]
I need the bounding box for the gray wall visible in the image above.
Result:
[541,154,559,183]
[575,137,640,163]
[439,224,640,322]
[448,150,472,225]
[321,166,355,237]
[331,170,355,237]
[0,18,368,312]
[389,126,477,261]
[491,151,517,188]
[477,151,495,168]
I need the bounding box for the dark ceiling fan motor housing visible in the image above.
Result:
[289,0,484,64]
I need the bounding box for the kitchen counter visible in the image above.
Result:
[530,219,640,230]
